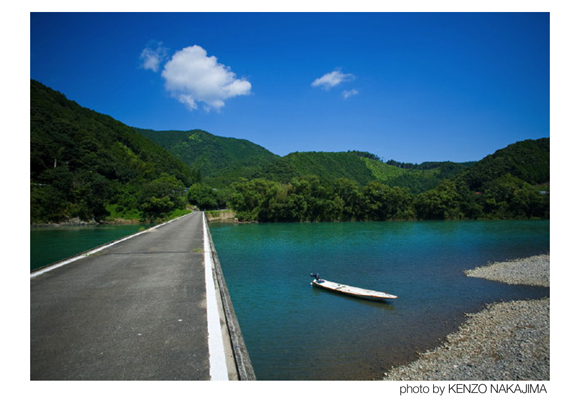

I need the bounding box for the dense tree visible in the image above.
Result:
[187,183,227,211]
[456,138,549,191]
[228,179,280,222]
[70,170,113,221]
[139,174,186,219]
[415,180,458,220]
[362,182,415,220]
[331,178,365,221]
[31,184,69,223]
[31,80,193,223]
[227,171,548,223]
[136,128,279,187]
[480,174,549,219]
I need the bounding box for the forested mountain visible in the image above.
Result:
[31,80,194,223]
[255,152,375,184]
[223,138,549,222]
[456,138,550,191]
[134,128,279,186]
[252,151,473,193]
[30,80,549,224]
[138,128,474,193]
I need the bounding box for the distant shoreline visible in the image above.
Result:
[384,254,550,381]
[30,212,194,228]
[31,209,246,227]
[31,219,142,228]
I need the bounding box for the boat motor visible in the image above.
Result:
[310,273,321,282]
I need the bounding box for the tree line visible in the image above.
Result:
[188,173,549,222]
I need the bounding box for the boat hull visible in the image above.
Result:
[311,279,397,301]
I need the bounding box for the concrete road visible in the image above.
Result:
[31,212,213,380]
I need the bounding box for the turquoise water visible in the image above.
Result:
[30,224,153,271]
[209,220,550,380]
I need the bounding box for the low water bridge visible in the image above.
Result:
[30,211,254,380]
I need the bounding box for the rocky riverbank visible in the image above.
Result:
[465,254,549,287]
[383,254,550,381]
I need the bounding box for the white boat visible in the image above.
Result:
[310,274,397,301]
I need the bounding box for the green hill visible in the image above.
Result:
[226,141,549,222]
[136,126,474,193]
[134,128,280,186]
[253,151,472,193]
[135,128,477,194]
[363,159,474,193]
[456,138,550,191]
[31,80,193,223]
[260,151,376,184]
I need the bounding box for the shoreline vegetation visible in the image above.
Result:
[383,254,550,381]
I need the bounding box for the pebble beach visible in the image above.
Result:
[383,254,550,381]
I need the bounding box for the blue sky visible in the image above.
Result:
[30,12,549,163]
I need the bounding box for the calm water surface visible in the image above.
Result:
[30,224,153,271]
[209,220,549,380]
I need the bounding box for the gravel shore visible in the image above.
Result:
[465,254,549,287]
[383,254,550,381]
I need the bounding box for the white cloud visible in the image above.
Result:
[312,69,355,90]
[160,45,251,112]
[140,41,168,72]
[177,94,197,111]
[342,89,359,99]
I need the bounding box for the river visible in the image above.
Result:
[209,220,549,380]
[30,224,153,271]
